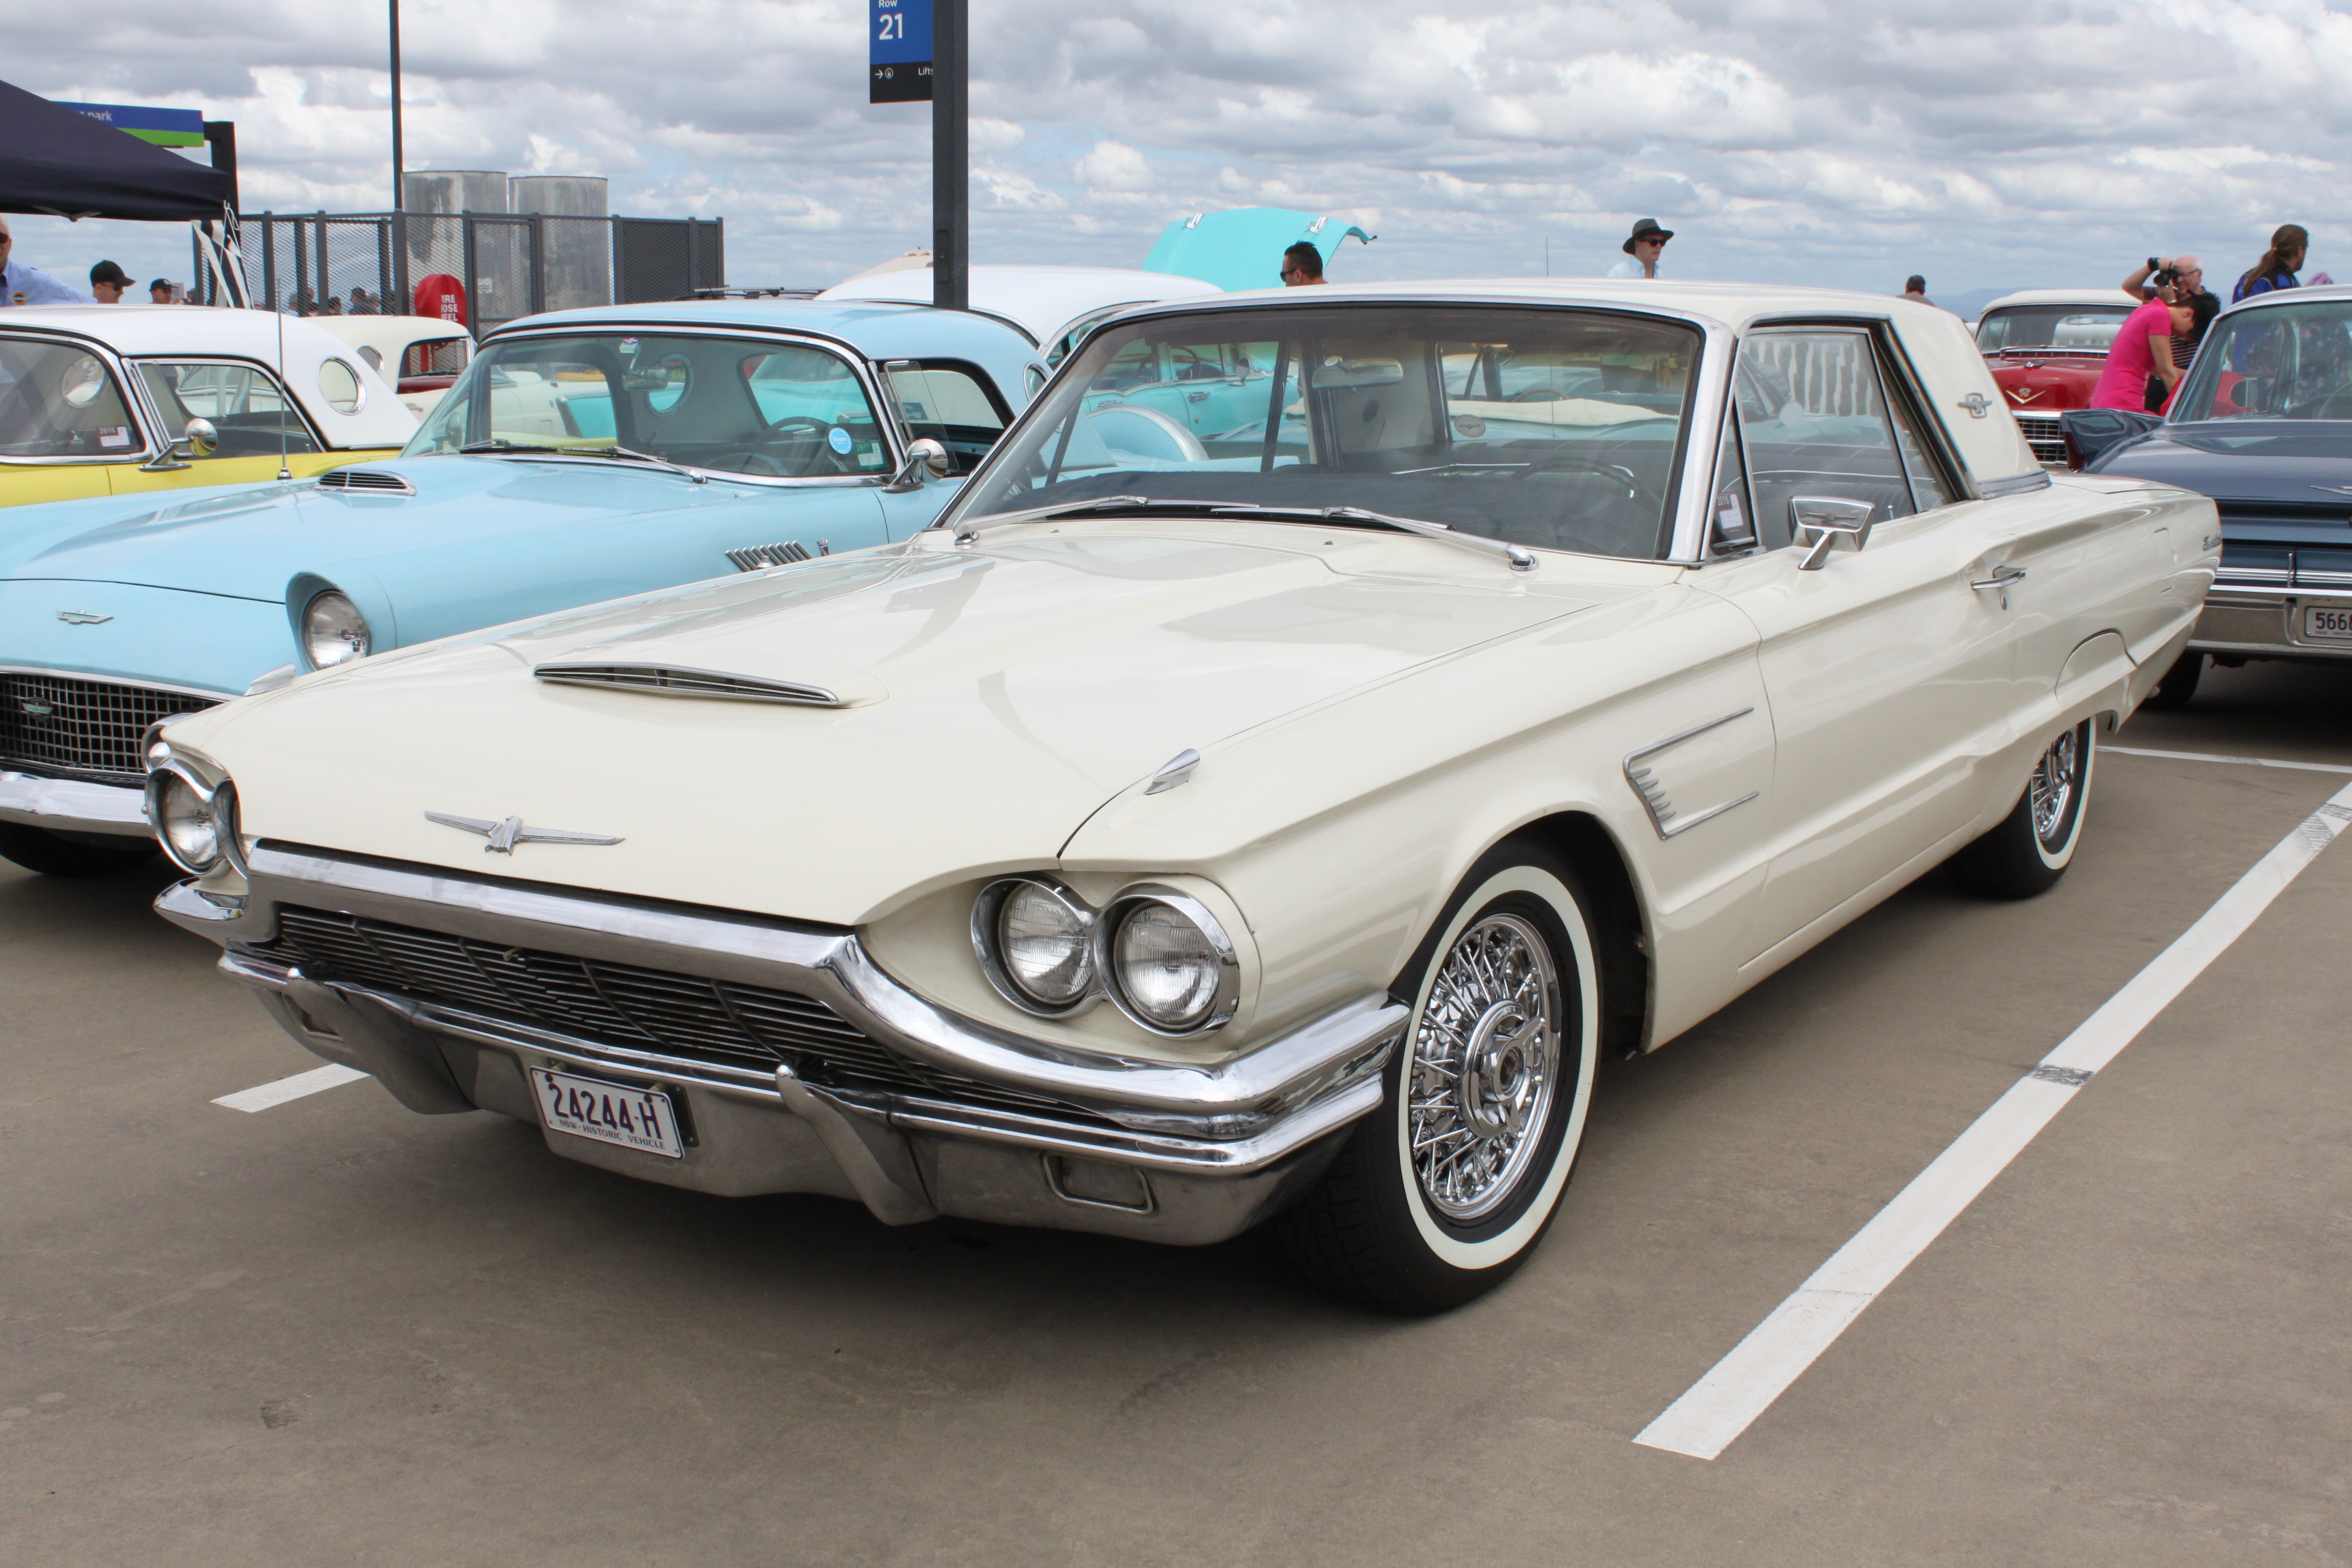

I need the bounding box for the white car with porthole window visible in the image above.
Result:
[148,281,2215,1313]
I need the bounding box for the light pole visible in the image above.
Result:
[389,0,405,211]
[390,0,408,314]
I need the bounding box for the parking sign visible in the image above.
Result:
[871,0,933,102]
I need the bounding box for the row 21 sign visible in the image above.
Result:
[871,0,932,102]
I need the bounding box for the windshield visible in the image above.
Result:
[404,331,892,478]
[2174,300,2352,421]
[951,304,1700,560]
[1975,305,2132,352]
[0,339,144,460]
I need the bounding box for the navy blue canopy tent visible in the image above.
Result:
[0,78,233,221]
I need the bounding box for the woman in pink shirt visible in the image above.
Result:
[2091,292,2195,411]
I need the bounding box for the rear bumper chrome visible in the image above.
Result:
[163,844,1406,1244]
[2189,592,2352,664]
[0,769,150,837]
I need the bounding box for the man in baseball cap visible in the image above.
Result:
[90,260,135,303]
[1607,218,1674,280]
[149,279,177,304]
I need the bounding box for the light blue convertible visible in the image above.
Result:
[0,299,1045,875]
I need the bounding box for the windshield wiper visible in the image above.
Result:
[1205,502,1538,572]
[460,439,560,455]
[590,444,708,484]
[940,495,1536,570]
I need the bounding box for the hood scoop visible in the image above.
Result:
[316,468,415,496]
[534,662,844,707]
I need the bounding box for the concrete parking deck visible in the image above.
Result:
[4,662,2346,1567]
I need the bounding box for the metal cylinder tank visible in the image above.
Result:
[509,177,613,313]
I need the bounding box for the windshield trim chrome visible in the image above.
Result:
[408,321,910,485]
[933,295,1733,567]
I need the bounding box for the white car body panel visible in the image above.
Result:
[151,280,2219,1223]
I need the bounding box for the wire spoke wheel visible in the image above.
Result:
[2028,728,2080,851]
[1407,913,1561,1222]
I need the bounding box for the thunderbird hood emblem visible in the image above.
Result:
[425,811,624,853]
[56,610,113,625]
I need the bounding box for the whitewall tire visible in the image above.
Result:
[1275,844,1602,1314]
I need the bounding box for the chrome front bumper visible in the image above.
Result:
[2189,591,2352,664]
[157,845,1406,1245]
[0,769,151,838]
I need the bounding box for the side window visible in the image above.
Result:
[135,362,321,458]
[884,359,1011,475]
[1734,331,1916,540]
[1883,375,1955,511]
[0,342,143,459]
[1708,400,1764,555]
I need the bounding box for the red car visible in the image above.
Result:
[1974,290,2136,463]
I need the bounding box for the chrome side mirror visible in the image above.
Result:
[138,416,221,472]
[883,436,952,492]
[1792,495,1877,570]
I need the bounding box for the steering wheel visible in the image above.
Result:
[753,416,849,477]
[732,452,788,476]
[1510,453,1666,509]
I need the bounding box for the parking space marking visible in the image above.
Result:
[213,1064,370,1113]
[1635,779,2352,1462]
[2107,744,2352,775]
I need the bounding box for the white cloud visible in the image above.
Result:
[4,0,2348,298]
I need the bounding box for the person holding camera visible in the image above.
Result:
[2090,280,2194,413]
[2120,255,2220,409]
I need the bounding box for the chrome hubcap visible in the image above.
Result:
[2030,728,2081,849]
[1409,913,1560,1221]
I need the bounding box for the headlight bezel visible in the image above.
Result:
[143,729,245,883]
[300,588,372,670]
[969,876,1241,1036]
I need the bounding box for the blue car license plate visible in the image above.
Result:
[529,1067,684,1159]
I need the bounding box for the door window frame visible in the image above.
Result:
[1703,319,1971,562]
[127,355,328,460]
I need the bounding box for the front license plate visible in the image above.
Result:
[529,1068,684,1159]
[2302,604,2352,640]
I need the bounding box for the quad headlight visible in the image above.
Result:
[971,878,1240,1034]
[146,763,242,876]
[301,589,372,669]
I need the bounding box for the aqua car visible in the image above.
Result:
[0,299,1045,876]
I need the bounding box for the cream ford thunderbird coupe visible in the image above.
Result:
[149,282,2216,1312]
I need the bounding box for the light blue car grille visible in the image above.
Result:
[0,674,219,782]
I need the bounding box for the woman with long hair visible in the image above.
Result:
[2235,224,2309,303]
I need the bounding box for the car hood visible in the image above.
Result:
[2095,422,2352,503]
[0,455,754,601]
[181,527,1607,925]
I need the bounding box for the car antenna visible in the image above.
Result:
[276,297,292,482]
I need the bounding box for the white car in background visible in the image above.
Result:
[819,262,1222,371]
[151,281,2213,1314]
[314,315,475,421]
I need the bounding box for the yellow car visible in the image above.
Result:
[0,306,424,505]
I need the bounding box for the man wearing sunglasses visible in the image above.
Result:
[1279,243,1326,287]
[1607,218,1673,280]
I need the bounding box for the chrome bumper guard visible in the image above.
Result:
[162,846,1405,1244]
[0,769,151,837]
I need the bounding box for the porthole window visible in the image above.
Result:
[646,355,692,414]
[318,358,363,414]
[61,355,107,408]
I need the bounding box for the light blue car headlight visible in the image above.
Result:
[301,590,372,669]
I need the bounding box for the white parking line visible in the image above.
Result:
[2107,744,2352,775]
[212,1064,370,1113]
[1635,778,2352,1462]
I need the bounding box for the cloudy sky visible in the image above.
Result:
[9,0,2347,305]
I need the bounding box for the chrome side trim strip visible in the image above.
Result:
[1621,708,1763,840]
[1976,469,2054,497]
[234,843,1405,1138]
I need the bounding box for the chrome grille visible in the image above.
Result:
[2013,413,2063,464]
[0,674,219,781]
[256,905,1115,1126]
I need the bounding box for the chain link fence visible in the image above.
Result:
[200,213,725,336]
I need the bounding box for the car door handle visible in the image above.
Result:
[1970,564,2027,608]
[1186,391,1209,403]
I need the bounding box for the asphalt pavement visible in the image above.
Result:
[4,660,2347,1567]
